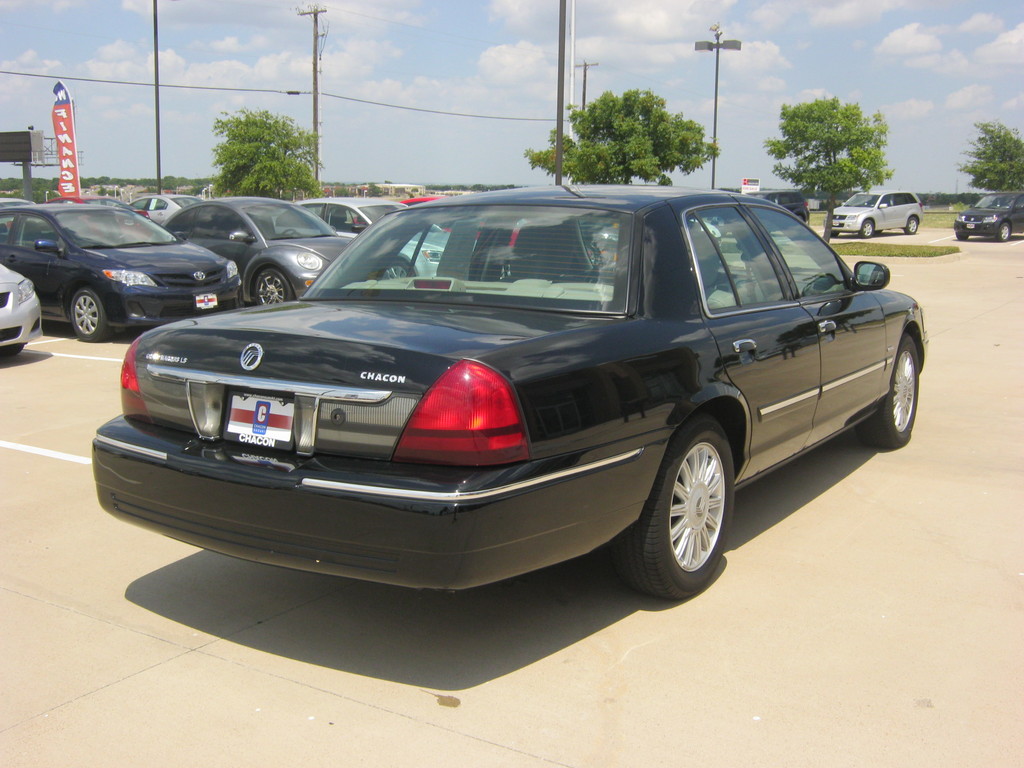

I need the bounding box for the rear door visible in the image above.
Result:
[683,205,821,477]
[750,206,887,444]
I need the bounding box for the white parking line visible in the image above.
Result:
[22,348,123,363]
[928,235,955,244]
[0,440,91,465]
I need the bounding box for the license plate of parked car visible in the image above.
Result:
[225,393,294,449]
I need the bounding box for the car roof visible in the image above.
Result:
[300,197,405,207]
[408,185,747,213]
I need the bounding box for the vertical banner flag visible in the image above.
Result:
[51,81,81,198]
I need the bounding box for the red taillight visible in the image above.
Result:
[120,336,150,421]
[393,360,530,466]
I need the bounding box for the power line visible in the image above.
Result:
[0,69,554,122]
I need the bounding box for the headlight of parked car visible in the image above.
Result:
[226,261,239,279]
[982,215,999,223]
[16,278,35,305]
[296,253,323,271]
[102,269,157,287]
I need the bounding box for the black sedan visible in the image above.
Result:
[165,198,354,305]
[0,205,240,342]
[93,186,926,599]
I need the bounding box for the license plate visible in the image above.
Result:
[195,293,218,310]
[225,393,294,449]
[966,223,975,229]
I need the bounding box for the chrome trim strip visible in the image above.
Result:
[147,364,392,403]
[821,360,886,394]
[301,448,646,502]
[759,388,819,417]
[94,435,168,462]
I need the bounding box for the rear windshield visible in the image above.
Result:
[306,204,632,313]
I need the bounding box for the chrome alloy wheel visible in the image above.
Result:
[670,441,726,572]
[74,292,100,335]
[892,349,917,432]
[255,271,289,304]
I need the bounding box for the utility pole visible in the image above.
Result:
[298,5,326,184]
[575,61,598,108]
[555,0,566,186]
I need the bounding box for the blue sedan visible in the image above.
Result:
[0,205,241,341]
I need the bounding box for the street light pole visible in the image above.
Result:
[695,24,741,189]
[153,0,162,193]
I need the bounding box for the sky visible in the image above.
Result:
[1,0,1022,193]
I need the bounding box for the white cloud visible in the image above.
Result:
[1002,93,1024,111]
[906,49,969,75]
[958,14,1003,35]
[478,41,549,87]
[796,88,833,102]
[945,84,993,111]
[875,23,942,56]
[882,98,934,120]
[974,23,1024,66]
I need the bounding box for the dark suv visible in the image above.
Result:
[954,192,1024,242]
[745,190,809,221]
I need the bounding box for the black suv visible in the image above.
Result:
[954,192,1024,242]
[745,189,809,221]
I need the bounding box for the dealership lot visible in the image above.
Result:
[2,229,1022,767]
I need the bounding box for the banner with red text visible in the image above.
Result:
[51,81,81,198]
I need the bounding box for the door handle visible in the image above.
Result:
[818,320,837,334]
[732,338,757,354]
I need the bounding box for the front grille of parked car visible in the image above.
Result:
[158,267,228,287]
[1,326,19,342]
[960,214,984,223]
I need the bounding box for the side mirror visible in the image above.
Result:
[229,230,257,243]
[34,239,62,255]
[878,203,889,209]
[853,261,890,290]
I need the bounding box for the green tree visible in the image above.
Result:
[211,109,319,198]
[525,89,716,185]
[764,97,892,240]
[959,121,1024,191]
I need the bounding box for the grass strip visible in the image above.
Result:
[831,242,960,258]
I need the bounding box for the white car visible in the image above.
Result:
[299,197,407,235]
[130,194,201,224]
[830,191,923,238]
[0,263,42,357]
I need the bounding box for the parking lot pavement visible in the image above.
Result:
[2,237,1022,767]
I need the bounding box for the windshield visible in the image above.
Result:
[974,194,1014,209]
[240,202,337,240]
[360,203,404,222]
[54,208,178,248]
[306,204,632,314]
[171,197,200,208]
[842,193,879,208]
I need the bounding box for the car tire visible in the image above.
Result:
[996,221,1011,242]
[830,230,840,239]
[856,335,919,450]
[904,216,919,235]
[254,267,295,304]
[859,219,876,238]
[0,343,25,357]
[71,287,112,342]
[611,416,734,600]
[955,232,969,241]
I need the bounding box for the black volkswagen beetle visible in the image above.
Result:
[93,186,926,599]
[0,205,240,342]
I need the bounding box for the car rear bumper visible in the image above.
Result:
[92,416,660,589]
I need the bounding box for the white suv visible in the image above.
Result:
[830,191,923,238]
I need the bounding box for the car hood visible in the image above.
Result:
[135,300,623,393]
[79,242,228,271]
[266,236,354,260]
[960,206,1006,215]
[833,206,870,215]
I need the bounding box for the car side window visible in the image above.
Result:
[327,205,358,232]
[14,215,59,248]
[0,212,15,242]
[684,207,785,310]
[751,207,848,298]
[152,199,167,211]
[194,207,247,240]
